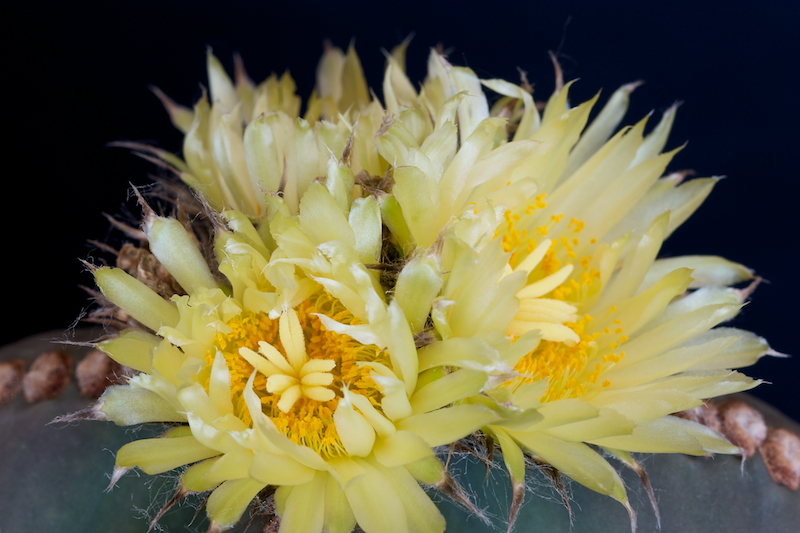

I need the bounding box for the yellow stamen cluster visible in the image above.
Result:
[201,291,390,458]
[496,194,627,401]
[499,196,601,302]
[513,312,627,402]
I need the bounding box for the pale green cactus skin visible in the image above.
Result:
[1,330,798,533]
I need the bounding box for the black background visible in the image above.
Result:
[6,1,798,421]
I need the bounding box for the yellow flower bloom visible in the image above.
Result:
[89,196,498,533]
[82,41,777,533]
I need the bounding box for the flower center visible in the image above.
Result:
[496,195,625,401]
[201,291,389,458]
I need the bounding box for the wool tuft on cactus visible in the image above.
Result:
[35,39,797,533]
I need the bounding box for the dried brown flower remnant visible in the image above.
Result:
[0,358,26,407]
[76,349,124,398]
[117,243,183,298]
[22,351,73,403]
[717,400,768,458]
[760,428,800,490]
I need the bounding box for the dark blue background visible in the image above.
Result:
[6,1,798,421]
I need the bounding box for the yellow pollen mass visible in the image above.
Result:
[495,194,622,400]
[510,315,623,402]
[200,291,390,458]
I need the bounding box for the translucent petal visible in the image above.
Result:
[96,328,158,372]
[115,436,219,475]
[333,393,376,457]
[640,255,753,292]
[345,459,408,533]
[277,472,326,533]
[323,472,357,533]
[99,385,186,425]
[396,404,499,447]
[94,267,179,332]
[509,430,628,503]
[409,368,487,415]
[368,458,446,533]
[373,430,434,468]
[206,478,267,529]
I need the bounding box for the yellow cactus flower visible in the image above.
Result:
[87,201,499,533]
[77,41,777,533]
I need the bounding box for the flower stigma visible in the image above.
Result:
[200,291,389,458]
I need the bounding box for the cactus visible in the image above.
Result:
[1,329,797,532]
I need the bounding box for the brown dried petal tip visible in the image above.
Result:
[76,349,124,398]
[717,400,768,458]
[0,358,26,407]
[22,351,73,403]
[760,428,800,490]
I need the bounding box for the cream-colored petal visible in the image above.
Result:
[509,430,628,503]
[345,459,408,533]
[373,430,434,468]
[333,393,376,457]
[277,472,326,533]
[409,368,487,415]
[96,328,158,373]
[396,404,499,447]
[507,320,580,343]
[368,458,446,533]
[98,385,186,426]
[323,472,358,533]
[115,435,219,475]
[94,267,179,332]
[206,478,267,530]
[516,263,574,299]
[208,350,234,416]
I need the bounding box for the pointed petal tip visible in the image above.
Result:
[147,486,188,532]
[434,470,492,526]
[622,80,645,93]
[106,465,131,492]
[506,481,525,533]
[49,401,108,425]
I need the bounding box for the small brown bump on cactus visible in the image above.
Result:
[674,400,722,433]
[22,351,73,403]
[0,358,26,407]
[759,428,800,490]
[717,399,768,458]
[75,349,125,398]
